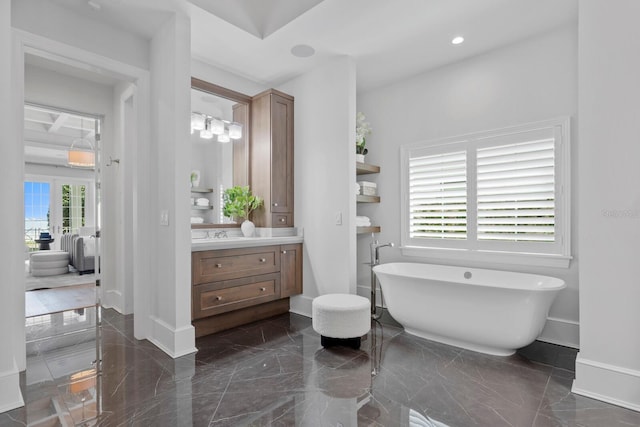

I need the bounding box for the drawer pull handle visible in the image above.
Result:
[216,263,222,268]
[273,202,278,207]
[259,258,266,263]
[279,218,286,222]
[215,296,222,301]
[282,250,287,254]
[260,287,266,292]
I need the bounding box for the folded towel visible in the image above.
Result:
[355,216,371,227]
[355,183,361,195]
[196,197,209,207]
[190,217,204,224]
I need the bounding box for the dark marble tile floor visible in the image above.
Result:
[3,307,640,426]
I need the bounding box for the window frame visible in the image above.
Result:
[400,117,571,268]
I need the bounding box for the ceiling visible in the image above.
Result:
[189,0,578,91]
[45,0,578,92]
[25,0,578,165]
[24,104,97,168]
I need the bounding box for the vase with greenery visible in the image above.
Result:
[356,111,372,162]
[223,186,263,237]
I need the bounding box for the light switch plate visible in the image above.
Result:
[160,210,169,226]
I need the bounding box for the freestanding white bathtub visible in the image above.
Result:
[372,262,566,356]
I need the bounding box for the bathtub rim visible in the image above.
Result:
[372,262,566,292]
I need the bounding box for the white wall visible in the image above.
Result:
[278,56,357,316]
[356,26,579,347]
[573,0,640,411]
[147,12,196,357]
[11,0,150,71]
[0,0,25,413]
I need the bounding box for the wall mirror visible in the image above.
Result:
[190,78,251,227]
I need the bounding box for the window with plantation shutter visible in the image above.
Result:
[409,151,467,240]
[401,118,571,267]
[477,138,555,242]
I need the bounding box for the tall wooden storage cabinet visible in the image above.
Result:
[250,89,294,227]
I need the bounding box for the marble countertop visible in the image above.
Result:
[191,227,303,251]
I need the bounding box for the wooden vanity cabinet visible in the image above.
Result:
[280,244,302,297]
[250,89,294,227]
[192,243,303,337]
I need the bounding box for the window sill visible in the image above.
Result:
[400,246,572,269]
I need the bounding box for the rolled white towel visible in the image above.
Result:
[196,198,209,206]
[355,183,361,195]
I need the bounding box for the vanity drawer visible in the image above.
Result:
[272,213,293,227]
[193,273,280,318]
[192,246,280,284]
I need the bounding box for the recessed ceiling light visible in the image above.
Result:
[451,36,465,45]
[291,44,315,58]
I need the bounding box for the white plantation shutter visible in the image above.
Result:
[477,139,555,242]
[409,151,467,240]
[401,117,570,264]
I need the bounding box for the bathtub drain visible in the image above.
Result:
[464,271,472,279]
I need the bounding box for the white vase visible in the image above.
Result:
[356,154,365,163]
[241,220,255,237]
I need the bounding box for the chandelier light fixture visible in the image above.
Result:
[68,117,95,168]
[190,112,242,142]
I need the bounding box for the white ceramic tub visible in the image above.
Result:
[372,262,566,356]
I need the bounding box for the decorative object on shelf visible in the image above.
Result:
[222,185,263,237]
[356,111,372,162]
[358,181,377,196]
[68,116,95,168]
[190,170,200,188]
[191,111,242,142]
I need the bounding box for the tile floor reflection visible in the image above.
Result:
[3,308,640,426]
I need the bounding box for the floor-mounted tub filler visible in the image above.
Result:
[372,262,566,356]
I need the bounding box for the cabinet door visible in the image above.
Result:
[192,246,280,285]
[270,94,294,220]
[280,243,302,297]
[193,273,280,319]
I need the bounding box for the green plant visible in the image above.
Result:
[222,186,263,221]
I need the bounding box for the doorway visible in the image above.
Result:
[23,104,100,293]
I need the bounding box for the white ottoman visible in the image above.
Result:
[30,251,69,277]
[312,294,371,349]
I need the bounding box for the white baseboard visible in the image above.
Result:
[148,316,198,359]
[101,289,123,314]
[0,360,24,413]
[573,354,640,412]
[290,295,312,318]
[538,316,579,349]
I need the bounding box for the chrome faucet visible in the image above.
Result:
[370,240,394,319]
[371,241,394,266]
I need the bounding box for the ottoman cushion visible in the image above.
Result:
[30,251,69,277]
[312,294,371,339]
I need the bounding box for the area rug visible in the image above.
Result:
[25,260,95,291]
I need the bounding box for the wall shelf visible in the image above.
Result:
[192,205,213,210]
[191,187,213,193]
[356,195,380,203]
[356,162,380,175]
[356,161,381,234]
[357,226,381,234]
